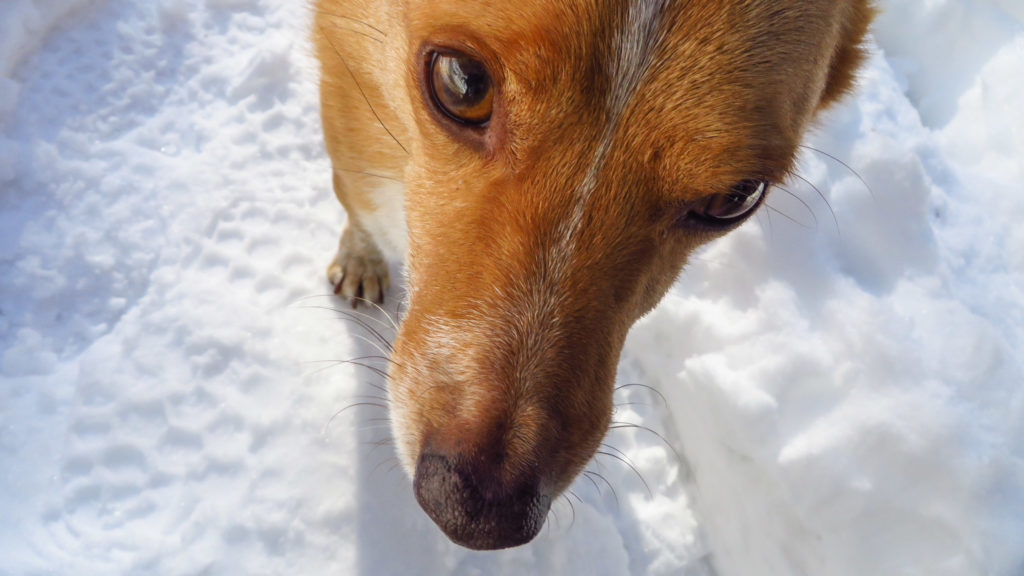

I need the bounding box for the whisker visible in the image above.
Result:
[608,421,684,467]
[319,25,410,155]
[614,382,669,410]
[775,184,820,230]
[336,309,397,350]
[311,8,387,37]
[600,442,634,461]
[297,304,395,353]
[292,295,398,334]
[567,489,585,506]
[321,24,384,44]
[304,358,392,381]
[324,402,388,435]
[366,437,395,459]
[583,470,620,509]
[791,173,840,237]
[341,314,396,353]
[580,469,602,495]
[764,203,813,230]
[354,296,402,333]
[596,449,652,498]
[348,333,394,361]
[318,354,394,370]
[369,456,401,479]
[385,459,403,477]
[614,400,657,409]
[553,492,578,533]
[799,144,876,201]
[334,302,400,335]
[349,393,389,403]
[291,293,338,303]
[304,359,382,380]
[343,359,391,381]
[303,354,392,366]
[350,422,393,435]
[334,167,402,182]
[754,204,774,240]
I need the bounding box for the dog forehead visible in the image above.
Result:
[559,1,791,197]
[607,1,830,191]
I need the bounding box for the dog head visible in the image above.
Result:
[370,0,874,549]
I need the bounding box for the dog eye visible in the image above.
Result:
[428,51,493,125]
[679,179,768,228]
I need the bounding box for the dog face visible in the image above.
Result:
[320,0,873,550]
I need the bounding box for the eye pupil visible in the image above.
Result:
[430,52,493,125]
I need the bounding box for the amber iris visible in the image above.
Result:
[429,52,494,125]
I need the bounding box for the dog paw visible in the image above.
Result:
[327,228,389,307]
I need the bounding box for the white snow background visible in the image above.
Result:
[1,0,1022,574]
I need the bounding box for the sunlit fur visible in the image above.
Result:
[315,0,874,550]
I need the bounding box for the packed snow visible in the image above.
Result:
[1,0,1021,574]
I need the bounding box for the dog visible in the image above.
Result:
[314,0,874,550]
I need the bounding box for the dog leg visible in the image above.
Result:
[326,171,390,306]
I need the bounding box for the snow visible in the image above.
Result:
[1,1,1021,575]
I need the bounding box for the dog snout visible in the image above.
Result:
[413,445,552,550]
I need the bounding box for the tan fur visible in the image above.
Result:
[315,0,874,550]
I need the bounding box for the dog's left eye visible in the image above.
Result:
[678,179,768,229]
[428,51,493,125]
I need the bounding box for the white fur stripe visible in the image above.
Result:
[550,0,669,275]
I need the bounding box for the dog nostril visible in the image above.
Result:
[413,452,551,550]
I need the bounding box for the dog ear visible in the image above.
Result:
[819,1,875,108]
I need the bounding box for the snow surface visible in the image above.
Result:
[1,1,1022,575]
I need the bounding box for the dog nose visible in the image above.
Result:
[413,450,551,550]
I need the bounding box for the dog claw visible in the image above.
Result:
[327,232,389,308]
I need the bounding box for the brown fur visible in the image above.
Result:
[315,0,874,550]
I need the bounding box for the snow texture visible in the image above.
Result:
[1,1,1022,575]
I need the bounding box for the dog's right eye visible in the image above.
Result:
[428,51,494,125]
